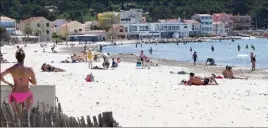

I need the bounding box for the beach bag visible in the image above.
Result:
[136,61,142,67]
[85,73,94,82]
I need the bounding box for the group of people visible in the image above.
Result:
[237,44,255,51]
[192,45,256,71]
[184,65,248,86]
[139,50,157,69]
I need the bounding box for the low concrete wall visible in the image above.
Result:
[1,85,56,107]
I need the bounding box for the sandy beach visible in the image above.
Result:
[1,43,268,127]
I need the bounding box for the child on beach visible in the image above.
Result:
[87,49,94,69]
[192,51,197,66]
[111,58,118,68]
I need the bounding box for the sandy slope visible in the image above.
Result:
[1,43,268,127]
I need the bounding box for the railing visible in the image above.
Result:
[0,101,120,127]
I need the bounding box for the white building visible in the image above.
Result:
[126,22,191,39]
[0,16,16,35]
[191,14,213,35]
[213,22,226,36]
[120,9,143,24]
[183,19,201,36]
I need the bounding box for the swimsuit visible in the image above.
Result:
[47,66,55,72]
[9,92,33,103]
[204,78,210,85]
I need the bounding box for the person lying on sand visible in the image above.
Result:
[60,59,71,63]
[92,66,105,70]
[223,66,248,80]
[186,72,219,86]
[41,63,65,72]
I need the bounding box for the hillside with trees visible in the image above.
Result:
[1,0,268,28]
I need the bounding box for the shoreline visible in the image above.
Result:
[60,45,268,80]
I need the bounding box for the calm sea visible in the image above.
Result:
[103,38,268,69]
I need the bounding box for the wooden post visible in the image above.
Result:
[0,103,7,127]
[93,116,99,127]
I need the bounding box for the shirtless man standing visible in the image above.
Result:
[187,72,219,86]
[0,49,37,113]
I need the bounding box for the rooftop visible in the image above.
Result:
[158,19,178,23]
[195,14,212,17]
[183,19,200,24]
[21,17,42,23]
[0,16,15,21]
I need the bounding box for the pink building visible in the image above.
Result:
[212,13,233,31]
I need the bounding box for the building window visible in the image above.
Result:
[46,23,50,27]
[79,29,82,31]
[119,29,124,32]
[184,26,187,28]
[37,23,41,27]
[46,30,50,34]
[132,26,137,31]
[54,25,57,27]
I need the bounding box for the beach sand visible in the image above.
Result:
[1,43,268,127]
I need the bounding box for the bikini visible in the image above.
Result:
[8,63,33,104]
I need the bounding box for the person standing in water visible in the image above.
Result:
[245,44,248,49]
[252,45,255,51]
[192,51,197,66]
[0,49,37,114]
[237,44,241,51]
[250,52,256,71]
[149,47,153,55]
[211,45,214,52]
[136,43,138,48]
[190,47,193,52]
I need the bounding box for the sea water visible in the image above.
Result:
[103,39,268,69]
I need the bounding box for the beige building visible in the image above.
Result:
[108,24,127,39]
[60,21,85,37]
[84,21,99,32]
[20,17,52,41]
[97,12,120,29]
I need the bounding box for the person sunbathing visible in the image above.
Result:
[223,66,248,80]
[0,49,37,115]
[41,63,65,72]
[186,72,219,86]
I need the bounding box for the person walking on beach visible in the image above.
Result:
[100,44,103,53]
[250,52,256,71]
[0,49,37,115]
[211,45,214,52]
[190,47,192,52]
[237,44,241,51]
[87,49,94,69]
[192,51,197,66]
